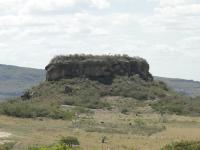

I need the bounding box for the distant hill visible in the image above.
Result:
[0,64,45,100]
[155,76,200,97]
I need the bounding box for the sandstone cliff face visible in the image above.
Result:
[45,55,153,84]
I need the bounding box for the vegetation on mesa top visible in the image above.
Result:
[45,54,153,83]
[48,54,147,65]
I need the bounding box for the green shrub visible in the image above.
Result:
[0,142,15,150]
[49,54,147,66]
[0,100,75,120]
[121,108,129,114]
[28,137,80,150]
[59,136,80,148]
[28,144,79,150]
[161,141,200,150]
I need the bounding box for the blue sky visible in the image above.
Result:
[0,0,200,80]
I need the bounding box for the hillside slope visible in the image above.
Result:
[0,64,45,100]
[0,75,175,118]
[155,76,200,97]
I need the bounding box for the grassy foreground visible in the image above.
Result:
[0,109,200,150]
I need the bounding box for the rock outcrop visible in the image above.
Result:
[45,55,153,84]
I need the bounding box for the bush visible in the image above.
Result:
[0,143,15,150]
[59,136,80,148]
[0,100,75,120]
[121,108,129,114]
[161,141,200,150]
[28,144,79,150]
[29,137,80,150]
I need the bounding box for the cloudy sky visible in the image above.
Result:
[0,0,200,80]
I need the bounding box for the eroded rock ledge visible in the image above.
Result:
[45,55,153,84]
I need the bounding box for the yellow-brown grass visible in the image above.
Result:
[0,111,200,150]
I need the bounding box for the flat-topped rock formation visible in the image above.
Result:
[45,55,153,84]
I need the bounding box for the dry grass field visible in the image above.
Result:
[0,109,200,150]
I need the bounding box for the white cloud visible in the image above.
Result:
[156,1,200,16]
[0,0,77,16]
[0,0,200,80]
[159,0,198,6]
[20,0,76,14]
[177,37,200,57]
[88,0,110,9]
[0,0,110,15]
[143,0,200,32]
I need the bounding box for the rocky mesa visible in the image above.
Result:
[45,55,153,84]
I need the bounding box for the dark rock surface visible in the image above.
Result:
[45,55,153,84]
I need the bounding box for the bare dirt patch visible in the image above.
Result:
[0,131,11,138]
[0,131,11,144]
